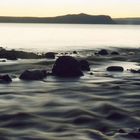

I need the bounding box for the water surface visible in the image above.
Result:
[0,23,140,51]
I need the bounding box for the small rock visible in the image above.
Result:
[111,51,119,55]
[107,66,124,72]
[45,52,55,59]
[0,60,6,62]
[118,129,126,133]
[73,51,78,54]
[129,69,140,73]
[0,75,12,83]
[20,70,47,80]
[89,72,93,75]
[97,49,109,55]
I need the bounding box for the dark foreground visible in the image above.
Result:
[0,48,140,140]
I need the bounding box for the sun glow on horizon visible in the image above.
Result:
[0,0,140,18]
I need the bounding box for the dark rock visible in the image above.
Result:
[129,69,140,73]
[98,49,109,55]
[52,56,83,77]
[0,60,6,62]
[0,75,12,83]
[118,129,126,133]
[107,66,124,72]
[79,60,90,71]
[89,72,93,75]
[111,51,119,55]
[6,55,17,60]
[0,48,40,59]
[45,52,55,59]
[19,70,47,80]
[94,52,99,56]
[73,51,78,54]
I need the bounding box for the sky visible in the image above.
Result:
[0,0,140,18]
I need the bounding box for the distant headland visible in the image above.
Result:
[0,13,115,24]
[114,18,140,25]
[0,13,139,24]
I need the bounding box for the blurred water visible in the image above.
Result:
[0,52,140,139]
[0,24,140,140]
[0,23,140,51]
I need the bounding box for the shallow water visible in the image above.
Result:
[0,24,140,51]
[0,49,140,140]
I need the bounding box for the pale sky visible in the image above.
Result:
[0,0,140,18]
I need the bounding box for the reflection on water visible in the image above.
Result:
[0,23,140,51]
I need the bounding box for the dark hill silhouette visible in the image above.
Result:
[114,18,140,25]
[0,13,115,24]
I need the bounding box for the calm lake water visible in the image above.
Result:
[0,23,140,51]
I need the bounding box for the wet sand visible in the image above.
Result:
[0,48,140,140]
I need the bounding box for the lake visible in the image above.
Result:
[0,23,140,52]
[0,24,140,140]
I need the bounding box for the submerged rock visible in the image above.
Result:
[79,59,90,71]
[111,51,119,55]
[129,69,140,73]
[118,129,126,133]
[52,56,83,77]
[0,75,12,83]
[0,60,6,62]
[45,52,55,59]
[107,66,124,72]
[19,70,47,80]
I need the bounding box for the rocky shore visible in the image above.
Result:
[0,47,140,140]
[1,47,140,83]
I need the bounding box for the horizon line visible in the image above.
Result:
[0,13,139,19]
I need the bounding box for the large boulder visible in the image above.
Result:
[79,60,90,71]
[107,66,124,72]
[19,70,47,80]
[0,75,12,83]
[45,52,55,59]
[52,56,83,77]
